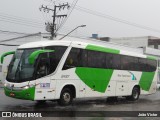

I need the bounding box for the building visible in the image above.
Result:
[99,36,160,49]
[101,36,160,59]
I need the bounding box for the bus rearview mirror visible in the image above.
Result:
[1,51,15,64]
[28,50,54,64]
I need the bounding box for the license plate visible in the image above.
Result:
[10,92,15,97]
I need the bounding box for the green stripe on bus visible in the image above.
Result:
[75,67,113,93]
[86,45,120,54]
[139,72,155,91]
[147,56,157,60]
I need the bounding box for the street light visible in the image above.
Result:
[59,25,86,40]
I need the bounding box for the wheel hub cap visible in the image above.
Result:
[63,93,70,102]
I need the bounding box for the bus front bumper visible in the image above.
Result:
[4,86,35,100]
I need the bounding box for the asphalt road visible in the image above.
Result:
[0,88,160,120]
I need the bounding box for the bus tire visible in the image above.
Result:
[58,88,73,106]
[126,87,140,101]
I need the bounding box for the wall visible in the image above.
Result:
[109,36,149,48]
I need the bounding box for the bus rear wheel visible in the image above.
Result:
[58,88,73,106]
[126,87,140,101]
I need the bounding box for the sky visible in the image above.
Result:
[1,0,160,38]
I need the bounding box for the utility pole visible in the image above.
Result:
[40,3,70,39]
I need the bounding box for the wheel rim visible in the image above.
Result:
[133,90,138,99]
[63,92,70,103]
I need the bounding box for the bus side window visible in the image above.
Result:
[147,59,157,72]
[45,46,67,73]
[81,50,88,67]
[106,53,113,69]
[121,55,128,70]
[139,58,147,72]
[121,55,135,70]
[112,54,121,70]
[132,57,139,71]
[87,50,106,68]
[63,48,82,70]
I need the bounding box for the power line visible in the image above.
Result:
[0,43,19,46]
[0,12,43,24]
[55,0,160,34]
[55,0,79,33]
[0,12,44,29]
[74,6,160,33]
[42,0,79,35]
[0,19,44,28]
[0,32,41,43]
[0,15,43,27]
[0,16,43,26]
[0,30,28,35]
[40,2,70,38]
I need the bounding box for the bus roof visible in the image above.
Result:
[18,36,143,52]
[17,37,149,59]
[18,40,71,49]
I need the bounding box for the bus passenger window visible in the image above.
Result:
[139,58,147,71]
[63,48,82,70]
[66,55,74,66]
[112,54,121,69]
[121,56,130,70]
[80,50,88,67]
[44,46,67,73]
[87,50,106,68]
[147,59,157,72]
[106,53,113,69]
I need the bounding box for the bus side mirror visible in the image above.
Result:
[1,51,15,64]
[28,50,54,64]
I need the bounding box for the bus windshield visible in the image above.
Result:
[6,46,67,83]
[6,48,40,82]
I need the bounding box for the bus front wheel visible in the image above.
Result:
[126,87,140,101]
[58,88,73,106]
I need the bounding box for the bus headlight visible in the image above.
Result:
[4,83,7,87]
[23,84,35,90]
[29,84,34,88]
[23,86,29,89]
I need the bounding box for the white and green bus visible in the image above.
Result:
[1,38,158,105]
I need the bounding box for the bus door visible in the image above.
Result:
[34,53,56,100]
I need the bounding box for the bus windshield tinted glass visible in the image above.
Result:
[7,48,40,82]
[6,46,67,82]
[35,46,68,79]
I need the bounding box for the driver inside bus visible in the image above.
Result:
[37,59,49,78]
